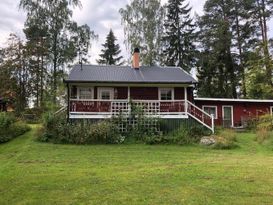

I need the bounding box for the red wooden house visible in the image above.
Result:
[64,49,273,132]
[195,98,273,127]
[64,49,215,132]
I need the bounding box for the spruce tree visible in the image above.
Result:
[97,29,123,65]
[162,0,195,72]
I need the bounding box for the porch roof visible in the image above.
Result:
[64,64,197,84]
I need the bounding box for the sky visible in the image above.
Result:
[0,0,272,64]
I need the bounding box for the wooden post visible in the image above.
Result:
[184,87,188,113]
[67,83,70,122]
[211,114,214,134]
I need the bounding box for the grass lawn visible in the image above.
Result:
[1,125,273,205]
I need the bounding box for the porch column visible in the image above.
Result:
[67,83,70,121]
[127,86,130,101]
[184,87,188,113]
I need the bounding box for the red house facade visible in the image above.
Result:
[195,98,273,127]
[64,50,273,133]
[64,50,215,132]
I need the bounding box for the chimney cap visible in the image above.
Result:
[134,48,140,53]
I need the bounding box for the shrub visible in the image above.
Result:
[38,113,123,144]
[0,112,30,143]
[144,125,207,145]
[255,127,273,144]
[213,129,237,149]
[253,114,273,144]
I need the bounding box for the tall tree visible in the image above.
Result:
[97,29,124,65]
[162,0,195,72]
[196,0,238,98]
[120,0,165,65]
[1,34,31,112]
[19,0,96,105]
[252,0,273,85]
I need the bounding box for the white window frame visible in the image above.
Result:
[270,106,273,116]
[98,87,114,100]
[158,88,174,101]
[77,86,94,100]
[202,105,218,119]
[222,105,234,127]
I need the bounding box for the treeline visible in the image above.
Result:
[120,0,273,99]
[0,0,272,114]
[0,0,97,113]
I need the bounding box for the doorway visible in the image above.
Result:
[222,106,233,127]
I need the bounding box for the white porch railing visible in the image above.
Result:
[69,99,214,133]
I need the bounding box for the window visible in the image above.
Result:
[202,106,217,119]
[98,88,114,100]
[159,88,173,100]
[70,85,77,99]
[78,87,93,99]
[271,106,273,116]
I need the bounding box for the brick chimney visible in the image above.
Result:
[132,48,140,70]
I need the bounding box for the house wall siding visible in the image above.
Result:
[195,100,272,126]
[116,87,128,99]
[174,87,184,99]
[130,87,158,100]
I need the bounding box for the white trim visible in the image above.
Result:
[97,87,114,100]
[69,82,194,88]
[202,105,218,119]
[195,97,273,103]
[184,87,187,101]
[222,105,234,127]
[128,86,130,100]
[158,88,174,101]
[270,106,273,116]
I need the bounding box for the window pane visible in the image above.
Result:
[79,88,92,99]
[160,89,172,100]
[70,86,77,99]
[203,107,216,118]
[101,91,110,100]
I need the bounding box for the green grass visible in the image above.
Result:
[1,125,273,205]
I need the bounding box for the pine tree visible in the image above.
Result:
[196,0,238,98]
[162,0,195,72]
[97,29,123,65]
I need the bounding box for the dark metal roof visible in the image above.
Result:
[65,64,197,84]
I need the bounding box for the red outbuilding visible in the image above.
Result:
[195,98,273,128]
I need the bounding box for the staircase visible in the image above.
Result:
[185,100,215,133]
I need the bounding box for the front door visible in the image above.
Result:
[222,106,233,127]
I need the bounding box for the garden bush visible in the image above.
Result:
[254,114,273,144]
[0,112,30,143]
[38,113,123,144]
[144,125,207,145]
[213,129,237,149]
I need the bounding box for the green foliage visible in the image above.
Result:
[119,0,164,65]
[97,29,123,65]
[162,0,196,72]
[213,129,238,149]
[144,125,207,145]
[255,114,273,144]
[38,113,122,144]
[0,112,30,143]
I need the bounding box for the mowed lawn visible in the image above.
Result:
[1,126,273,205]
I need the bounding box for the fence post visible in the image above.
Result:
[211,114,214,134]
[185,100,188,114]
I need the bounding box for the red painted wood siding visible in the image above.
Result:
[195,100,272,126]
[115,87,128,99]
[174,87,184,99]
[130,87,158,100]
